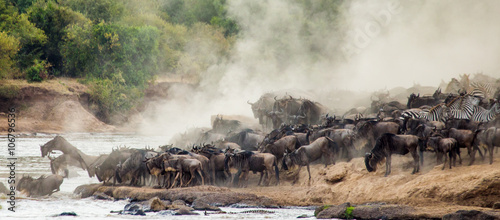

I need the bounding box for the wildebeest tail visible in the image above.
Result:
[294,136,301,149]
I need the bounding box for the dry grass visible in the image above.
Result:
[0,78,88,95]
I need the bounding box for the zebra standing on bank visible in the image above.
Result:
[446,94,480,120]
[401,103,449,122]
[470,101,500,122]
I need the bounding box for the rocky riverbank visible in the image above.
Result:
[74,152,500,219]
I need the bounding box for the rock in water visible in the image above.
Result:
[316,202,351,219]
[192,200,221,211]
[176,207,199,215]
[148,197,167,211]
[51,212,77,217]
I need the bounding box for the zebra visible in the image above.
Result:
[469,81,498,99]
[401,103,449,122]
[446,94,479,120]
[470,102,500,122]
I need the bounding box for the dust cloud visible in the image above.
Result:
[137,0,500,141]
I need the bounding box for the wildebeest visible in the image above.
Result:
[444,128,481,165]
[225,150,279,187]
[40,136,93,173]
[426,135,459,169]
[355,120,400,153]
[17,174,64,197]
[282,137,338,183]
[473,127,500,164]
[407,93,440,109]
[115,149,157,186]
[226,129,264,151]
[144,153,169,188]
[96,147,134,184]
[364,133,420,176]
[192,144,231,185]
[212,115,241,134]
[260,135,301,169]
[164,157,205,188]
[248,93,276,130]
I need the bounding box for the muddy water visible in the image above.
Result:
[0,133,314,219]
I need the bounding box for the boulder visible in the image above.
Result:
[148,197,168,212]
[175,207,199,215]
[443,210,500,220]
[192,200,221,211]
[316,202,351,219]
[94,192,113,200]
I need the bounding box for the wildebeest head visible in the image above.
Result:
[364,153,375,172]
[282,151,293,170]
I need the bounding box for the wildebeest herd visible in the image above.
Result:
[19,74,500,196]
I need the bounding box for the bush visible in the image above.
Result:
[0,31,20,78]
[88,78,143,123]
[26,59,50,82]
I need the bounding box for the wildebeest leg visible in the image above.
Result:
[457,147,462,165]
[170,172,180,189]
[489,145,494,165]
[468,145,476,166]
[199,169,205,185]
[233,169,242,187]
[442,151,448,170]
[385,155,392,177]
[292,166,302,185]
[411,151,420,174]
[64,168,69,178]
[306,164,311,185]
[257,171,264,186]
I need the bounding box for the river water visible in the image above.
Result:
[0,133,315,219]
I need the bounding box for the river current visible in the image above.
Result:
[0,133,314,219]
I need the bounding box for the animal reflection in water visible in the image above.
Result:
[364,133,420,176]
[17,174,64,197]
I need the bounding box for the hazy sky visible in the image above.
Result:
[138,0,500,139]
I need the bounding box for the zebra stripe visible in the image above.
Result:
[446,94,479,120]
[402,104,448,122]
[469,81,497,99]
[471,102,500,122]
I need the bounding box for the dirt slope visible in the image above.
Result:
[0,79,115,133]
[231,153,500,210]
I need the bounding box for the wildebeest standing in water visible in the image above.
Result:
[364,133,420,176]
[17,174,64,197]
[282,137,338,184]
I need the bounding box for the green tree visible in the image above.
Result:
[27,0,89,73]
[0,31,19,77]
[1,0,46,75]
[59,0,124,23]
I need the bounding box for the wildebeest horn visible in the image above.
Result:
[247,100,252,105]
[274,96,277,101]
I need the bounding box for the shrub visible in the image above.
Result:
[26,59,50,82]
[0,84,20,98]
